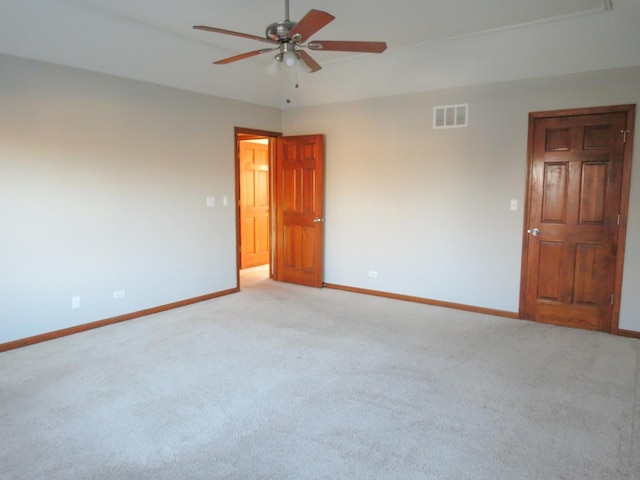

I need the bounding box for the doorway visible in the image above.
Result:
[235,128,326,290]
[519,104,635,333]
[235,128,280,286]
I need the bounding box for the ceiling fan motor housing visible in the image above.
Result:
[266,21,296,42]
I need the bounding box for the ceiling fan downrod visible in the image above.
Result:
[266,0,296,43]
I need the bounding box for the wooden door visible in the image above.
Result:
[239,140,270,269]
[274,134,324,287]
[522,106,634,332]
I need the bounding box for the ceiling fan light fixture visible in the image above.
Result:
[283,50,298,67]
[266,55,283,76]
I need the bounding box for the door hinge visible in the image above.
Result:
[621,129,630,143]
[611,294,615,305]
[617,214,621,225]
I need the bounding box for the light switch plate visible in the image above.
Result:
[206,196,215,207]
[510,199,518,211]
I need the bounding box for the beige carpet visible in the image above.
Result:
[1,266,639,479]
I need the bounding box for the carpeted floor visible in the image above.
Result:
[1,266,639,479]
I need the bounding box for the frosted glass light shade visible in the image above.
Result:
[266,57,281,76]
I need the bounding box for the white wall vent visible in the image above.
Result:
[433,104,468,129]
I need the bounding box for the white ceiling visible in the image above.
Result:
[1,0,639,108]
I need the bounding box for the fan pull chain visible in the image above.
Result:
[285,67,301,104]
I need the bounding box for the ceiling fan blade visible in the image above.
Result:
[193,26,276,45]
[298,50,322,73]
[307,40,387,53]
[289,9,335,42]
[213,48,277,65]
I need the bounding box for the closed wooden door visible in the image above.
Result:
[274,134,324,287]
[522,106,634,331]
[240,140,270,269]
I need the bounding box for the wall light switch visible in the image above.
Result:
[71,296,80,309]
[206,196,216,207]
[510,199,518,211]
[222,196,229,206]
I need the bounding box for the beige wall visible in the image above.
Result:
[2,52,639,344]
[0,54,281,343]
[283,67,640,332]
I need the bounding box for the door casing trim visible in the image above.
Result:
[234,127,282,289]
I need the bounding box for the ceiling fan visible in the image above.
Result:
[193,0,387,73]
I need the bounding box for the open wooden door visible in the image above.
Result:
[521,105,635,332]
[273,134,325,287]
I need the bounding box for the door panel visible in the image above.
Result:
[274,134,324,287]
[579,163,606,223]
[537,241,564,301]
[522,107,632,331]
[541,162,568,222]
[574,243,606,305]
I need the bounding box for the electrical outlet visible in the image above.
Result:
[71,296,80,309]
[369,270,378,278]
[113,290,125,299]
